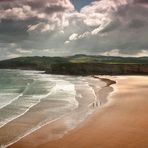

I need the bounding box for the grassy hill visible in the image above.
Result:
[0,55,148,75]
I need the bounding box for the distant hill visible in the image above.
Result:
[0,55,148,75]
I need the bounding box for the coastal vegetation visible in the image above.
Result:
[0,55,148,75]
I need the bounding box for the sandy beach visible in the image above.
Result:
[9,76,148,148]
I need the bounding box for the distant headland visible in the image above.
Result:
[0,55,148,75]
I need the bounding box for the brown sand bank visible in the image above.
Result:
[9,76,148,148]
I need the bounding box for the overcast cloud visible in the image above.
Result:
[0,0,148,60]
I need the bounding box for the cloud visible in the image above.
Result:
[134,0,148,4]
[28,22,51,32]
[69,33,78,41]
[16,48,32,54]
[66,0,148,55]
[99,49,121,57]
[136,50,148,57]
[99,49,148,57]
[0,0,148,60]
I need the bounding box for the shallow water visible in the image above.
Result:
[0,69,106,147]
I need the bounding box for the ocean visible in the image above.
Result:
[0,69,106,147]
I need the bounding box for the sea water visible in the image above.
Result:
[0,69,106,147]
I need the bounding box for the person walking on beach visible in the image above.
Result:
[96,101,98,107]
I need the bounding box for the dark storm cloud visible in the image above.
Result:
[27,0,70,14]
[0,17,44,43]
[0,0,13,2]
[115,3,148,28]
[0,0,148,60]
[45,5,67,14]
[0,0,75,59]
[65,0,148,56]
[134,0,148,4]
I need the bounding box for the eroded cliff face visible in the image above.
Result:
[0,56,148,75]
[48,63,148,75]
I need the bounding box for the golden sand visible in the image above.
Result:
[9,76,148,148]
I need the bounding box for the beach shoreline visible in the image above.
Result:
[7,75,115,148]
[9,75,148,148]
[39,75,148,148]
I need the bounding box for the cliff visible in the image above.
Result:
[0,55,148,75]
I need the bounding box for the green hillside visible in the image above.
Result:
[0,55,148,75]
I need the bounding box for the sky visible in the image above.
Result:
[0,0,148,60]
[71,0,94,11]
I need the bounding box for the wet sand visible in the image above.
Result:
[9,76,148,148]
